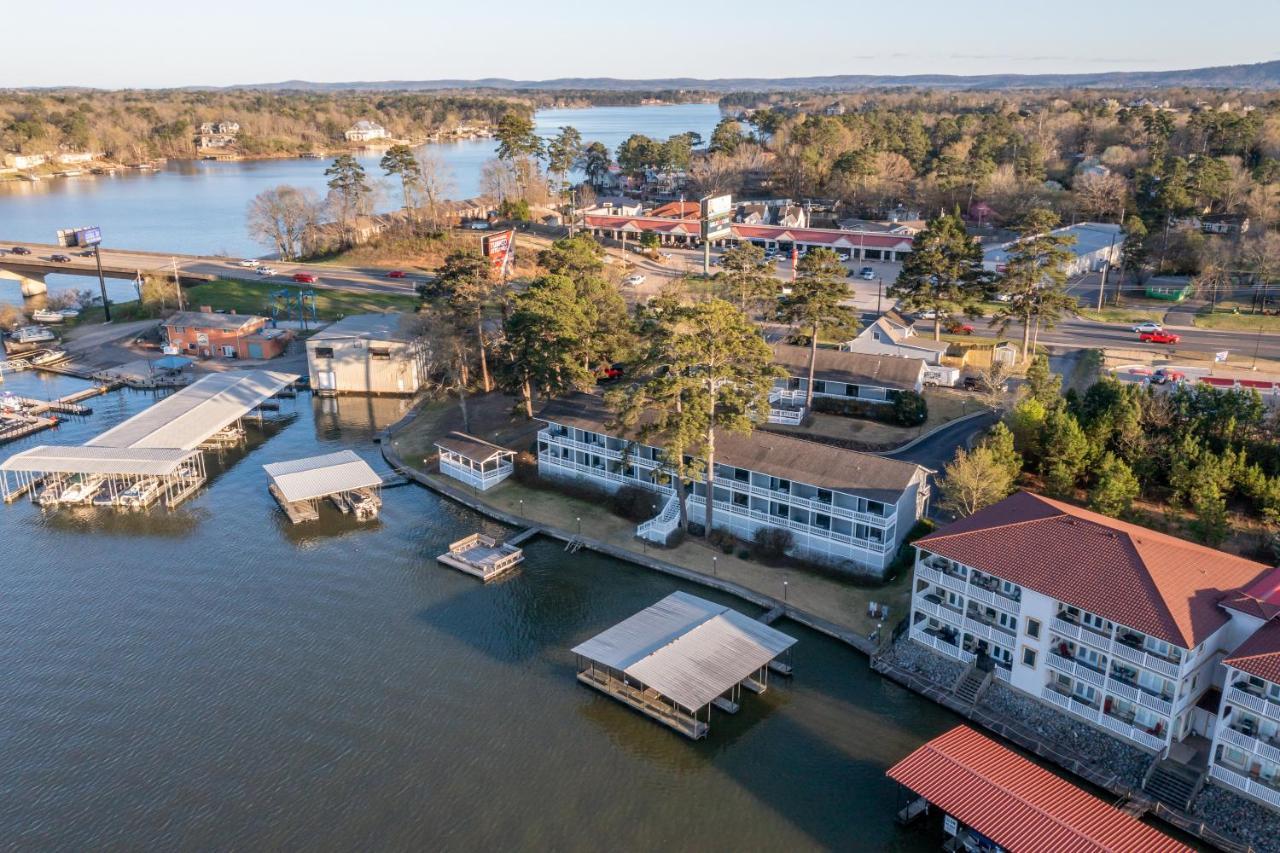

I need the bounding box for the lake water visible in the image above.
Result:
[0,103,722,260]
[0,369,956,849]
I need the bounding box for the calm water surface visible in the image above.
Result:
[0,370,955,850]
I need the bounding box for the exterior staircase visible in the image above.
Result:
[953,666,988,706]
[637,493,681,544]
[1142,759,1202,812]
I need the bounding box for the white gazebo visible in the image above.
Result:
[435,432,515,491]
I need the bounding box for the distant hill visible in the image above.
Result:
[237,60,1280,93]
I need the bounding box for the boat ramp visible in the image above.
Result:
[263,450,384,524]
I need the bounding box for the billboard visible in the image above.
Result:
[701,194,733,241]
[482,229,516,277]
[56,226,102,248]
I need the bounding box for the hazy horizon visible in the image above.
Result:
[3,0,1277,89]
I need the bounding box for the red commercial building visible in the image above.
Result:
[162,311,291,360]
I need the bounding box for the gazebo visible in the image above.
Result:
[435,432,515,491]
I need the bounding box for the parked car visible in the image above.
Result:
[623,274,646,286]
[49,254,70,263]
[1152,368,1187,384]
[962,374,1007,393]
[1139,330,1180,344]
[239,259,260,267]
[945,321,975,335]
[386,270,407,278]
[292,272,318,284]
[77,249,96,257]
[596,363,625,383]
[11,246,32,255]
[466,220,491,230]
[256,267,279,276]
[859,267,875,280]
[1132,321,1163,334]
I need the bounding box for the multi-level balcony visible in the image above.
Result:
[1106,666,1174,717]
[916,560,968,596]
[1045,641,1107,689]
[1211,762,1280,810]
[688,493,892,553]
[1050,611,1113,651]
[910,622,974,665]
[1220,721,1280,767]
[964,603,1015,644]
[1228,680,1280,722]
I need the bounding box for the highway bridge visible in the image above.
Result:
[0,241,427,298]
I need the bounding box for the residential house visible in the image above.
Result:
[839,311,958,384]
[589,196,644,217]
[196,121,240,150]
[306,313,425,396]
[769,343,926,423]
[163,310,291,360]
[54,151,97,165]
[3,153,46,170]
[536,391,929,574]
[908,491,1280,814]
[1171,213,1250,237]
[775,204,807,228]
[983,222,1123,276]
[344,120,389,143]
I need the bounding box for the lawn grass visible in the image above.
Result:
[1193,311,1280,332]
[1076,307,1166,325]
[183,278,420,321]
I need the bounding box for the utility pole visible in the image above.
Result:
[93,244,110,322]
[172,257,185,311]
[876,277,883,315]
[1097,230,1119,311]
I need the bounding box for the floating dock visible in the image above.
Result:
[437,532,524,581]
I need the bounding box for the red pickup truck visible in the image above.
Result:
[1139,330,1180,345]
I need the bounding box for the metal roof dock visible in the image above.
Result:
[263,450,383,523]
[572,591,797,739]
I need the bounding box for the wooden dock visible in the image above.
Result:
[438,532,524,581]
[508,526,540,546]
[269,483,319,524]
[576,667,708,740]
[0,412,59,445]
[756,606,793,675]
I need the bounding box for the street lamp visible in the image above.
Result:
[576,516,581,536]
[783,580,789,603]
[712,556,717,577]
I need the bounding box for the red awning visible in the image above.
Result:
[887,727,1188,853]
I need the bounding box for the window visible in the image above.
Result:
[314,346,334,359]
[1022,647,1037,668]
[1025,618,1041,639]
[733,468,750,483]
[813,380,827,394]
[1082,612,1109,632]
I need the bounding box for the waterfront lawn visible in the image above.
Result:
[183,279,420,321]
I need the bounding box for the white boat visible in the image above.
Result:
[31,349,68,366]
[349,489,381,520]
[57,308,81,320]
[10,326,56,344]
[59,475,105,505]
[32,309,65,324]
[118,478,162,509]
[36,479,65,507]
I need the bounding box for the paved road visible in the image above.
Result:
[0,240,426,297]
[881,410,998,472]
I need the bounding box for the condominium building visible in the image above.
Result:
[536,392,929,574]
[908,491,1280,812]
[768,343,926,424]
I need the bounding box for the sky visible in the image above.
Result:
[4,0,1279,88]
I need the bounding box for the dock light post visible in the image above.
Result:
[783,580,788,603]
[712,556,717,577]
[519,498,524,517]
[576,516,581,536]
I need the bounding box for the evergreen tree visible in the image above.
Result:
[776,248,856,408]
[990,209,1078,363]
[889,213,987,340]
[1040,405,1090,497]
[324,154,372,247]
[498,275,594,417]
[1022,353,1061,407]
[980,421,1023,483]
[545,126,582,201]
[380,144,422,222]
[581,142,612,189]
[434,249,498,392]
[719,242,776,315]
[1088,452,1140,517]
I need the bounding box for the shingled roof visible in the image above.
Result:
[537,392,924,502]
[771,343,926,390]
[916,491,1275,648]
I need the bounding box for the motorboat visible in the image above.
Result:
[118,478,162,509]
[10,326,56,344]
[31,349,68,366]
[36,479,66,507]
[59,475,105,505]
[32,309,65,324]
[57,308,81,320]
[349,489,381,520]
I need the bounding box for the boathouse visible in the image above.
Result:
[263,450,383,523]
[435,432,515,491]
[572,591,796,739]
[887,726,1188,852]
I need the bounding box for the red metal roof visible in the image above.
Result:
[1225,619,1280,684]
[579,215,914,249]
[916,491,1273,648]
[648,200,700,219]
[887,727,1189,853]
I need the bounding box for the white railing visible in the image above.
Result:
[540,454,673,494]
[914,598,963,626]
[910,626,975,665]
[1098,711,1166,752]
[687,494,893,554]
[916,564,968,596]
[964,615,1015,644]
[539,429,626,461]
[965,583,1020,614]
[1220,726,1280,766]
[770,388,805,405]
[1050,617,1112,652]
[1110,639,1181,679]
[767,407,805,425]
[1228,686,1280,723]
[1210,763,1280,809]
[637,493,682,542]
[1046,653,1105,688]
[440,458,512,491]
[993,666,1011,683]
[1040,685,1101,722]
[737,483,890,526]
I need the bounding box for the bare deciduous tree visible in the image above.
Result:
[247,185,322,260]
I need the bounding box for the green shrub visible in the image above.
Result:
[751,527,793,561]
[610,484,659,522]
[708,527,737,553]
[892,390,928,426]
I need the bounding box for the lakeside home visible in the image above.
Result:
[769,343,926,424]
[162,311,291,360]
[536,392,929,574]
[908,491,1280,813]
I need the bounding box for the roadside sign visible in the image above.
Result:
[482,229,516,278]
[56,225,102,248]
[701,194,733,241]
[1215,351,1229,363]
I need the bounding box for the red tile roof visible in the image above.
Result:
[887,727,1189,853]
[1225,619,1280,684]
[916,491,1274,648]
[648,200,700,219]
[579,215,914,249]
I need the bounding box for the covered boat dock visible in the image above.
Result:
[887,726,1189,852]
[1,370,297,509]
[263,450,384,523]
[572,591,797,740]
